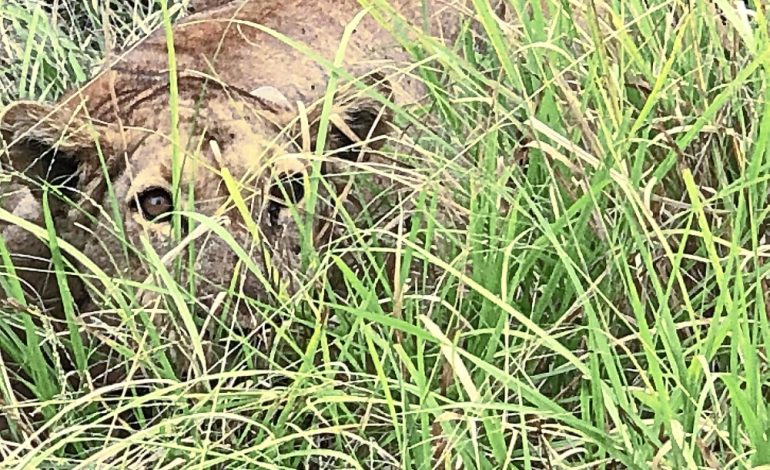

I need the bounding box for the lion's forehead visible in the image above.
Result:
[124,98,290,176]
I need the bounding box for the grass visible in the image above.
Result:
[1,0,769,468]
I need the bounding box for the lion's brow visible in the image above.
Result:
[88,68,259,122]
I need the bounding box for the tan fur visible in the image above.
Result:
[60,0,470,122]
[0,0,481,383]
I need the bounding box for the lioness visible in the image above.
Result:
[0,0,476,389]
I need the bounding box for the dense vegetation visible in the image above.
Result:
[1,0,768,468]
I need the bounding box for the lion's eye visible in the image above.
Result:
[267,172,305,226]
[132,187,174,222]
[269,172,305,204]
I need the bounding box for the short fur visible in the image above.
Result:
[0,0,476,388]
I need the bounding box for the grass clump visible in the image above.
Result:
[1,0,770,469]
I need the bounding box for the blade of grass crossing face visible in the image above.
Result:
[0,207,136,326]
[41,189,87,375]
[0,230,36,360]
[0,229,54,416]
[87,116,132,268]
[303,8,369,224]
[139,234,206,379]
[159,0,182,247]
[0,234,26,304]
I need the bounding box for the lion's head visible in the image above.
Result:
[0,72,393,363]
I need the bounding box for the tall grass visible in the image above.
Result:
[1,0,769,468]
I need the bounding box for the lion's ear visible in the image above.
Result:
[0,101,115,195]
[306,74,394,162]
